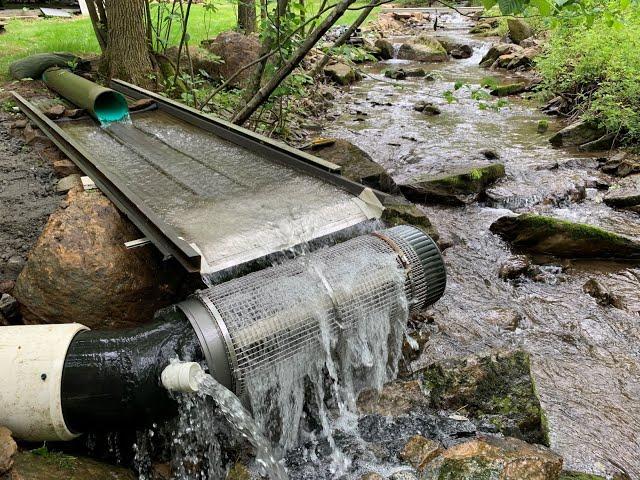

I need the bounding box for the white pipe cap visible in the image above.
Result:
[161,362,203,393]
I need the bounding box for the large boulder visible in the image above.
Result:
[374,38,395,60]
[13,188,182,329]
[438,38,473,59]
[397,36,448,63]
[400,163,505,205]
[600,152,640,177]
[420,350,546,444]
[423,435,563,479]
[323,62,362,85]
[603,174,640,212]
[12,450,135,480]
[507,18,533,44]
[200,31,261,87]
[549,120,607,148]
[302,138,397,193]
[490,214,640,259]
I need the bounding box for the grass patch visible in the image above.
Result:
[537,3,640,144]
[0,1,380,80]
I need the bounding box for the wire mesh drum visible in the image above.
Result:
[178,226,446,395]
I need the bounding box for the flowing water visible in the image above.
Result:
[318,13,640,478]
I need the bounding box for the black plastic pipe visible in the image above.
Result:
[61,308,203,434]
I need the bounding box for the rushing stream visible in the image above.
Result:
[319,12,640,478]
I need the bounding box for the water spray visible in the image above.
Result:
[0,226,445,441]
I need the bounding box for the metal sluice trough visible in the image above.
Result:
[13,80,386,275]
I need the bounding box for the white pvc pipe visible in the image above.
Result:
[161,362,203,393]
[0,323,88,441]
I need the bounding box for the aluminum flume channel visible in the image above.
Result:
[13,82,386,275]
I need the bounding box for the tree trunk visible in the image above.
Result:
[233,0,357,125]
[101,0,154,85]
[238,0,257,33]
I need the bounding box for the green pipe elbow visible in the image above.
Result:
[42,67,129,124]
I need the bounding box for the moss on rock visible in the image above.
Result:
[420,350,547,444]
[400,163,505,205]
[381,198,440,241]
[13,451,135,480]
[490,83,527,97]
[490,214,640,259]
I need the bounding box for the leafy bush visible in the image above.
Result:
[536,4,640,143]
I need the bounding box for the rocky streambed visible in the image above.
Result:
[312,10,640,479]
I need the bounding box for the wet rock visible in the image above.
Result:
[389,471,418,480]
[405,67,426,78]
[400,163,505,205]
[43,104,66,120]
[413,101,441,115]
[582,278,624,309]
[423,435,563,480]
[559,471,607,480]
[477,149,498,160]
[577,133,615,152]
[150,463,172,480]
[10,119,27,130]
[55,174,82,194]
[490,214,640,260]
[52,159,81,178]
[479,43,521,68]
[303,138,397,193]
[0,427,17,475]
[4,256,25,281]
[600,152,640,177]
[361,473,384,480]
[358,380,426,417]
[399,329,431,377]
[375,38,395,60]
[549,120,607,148]
[11,451,135,480]
[324,62,362,85]
[0,294,20,325]
[438,38,473,59]
[420,350,546,444]
[499,255,532,280]
[384,68,407,80]
[200,31,261,87]
[491,82,527,97]
[225,462,250,480]
[400,435,442,471]
[13,188,181,329]
[507,18,533,44]
[484,307,522,331]
[64,108,86,119]
[538,119,549,133]
[397,37,448,63]
[603,174,640,211]
[381,197,439,240]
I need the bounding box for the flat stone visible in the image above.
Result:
[358,380,426,416]
[491,82,527,97]
[603,174,640,210]
[381,197,439,240]
[549,120,607,148]
[397,36,447,63]
[582,278,624,309]
[52,159,81,178]
[56,174,82,194]
[129,98,155,111]
[413,100,441,115]
[600,152,640,177]
[400,163,505,205]
[499,255,531,280]
[324,62,362,85]
[44,104,66,120]
[64,108,87,119]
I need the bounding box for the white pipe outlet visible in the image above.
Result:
[0,323,88,441]
[161,362,203,393]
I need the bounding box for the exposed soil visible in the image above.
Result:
[0,111,58,286]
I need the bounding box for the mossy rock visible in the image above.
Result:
[381,197,439,241]
[490,214,640,260]
[400,163,505,205]
[397,37,448,63]
[549,120,606,148]
[559,472,607,480]
[537,119,549,133]
[420,350,547,445]
[490,83,526,97]
[423,436,563,480]
[323,62,361,85]
[13,451,135,480]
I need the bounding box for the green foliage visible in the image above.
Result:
[537,2,640,143]
[31,444,77,470]
[328,45,376,63]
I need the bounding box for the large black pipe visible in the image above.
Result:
[61,308,203,433]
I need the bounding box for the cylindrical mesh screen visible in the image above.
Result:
[180,226,445,395]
